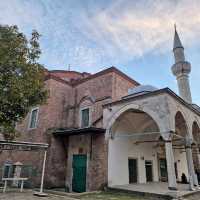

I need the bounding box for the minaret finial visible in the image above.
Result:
[174,23,176,31]
[173,25,183,50]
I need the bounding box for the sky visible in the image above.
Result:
[0,0,200,105]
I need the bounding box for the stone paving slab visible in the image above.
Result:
[110,182,200,199]
[1,189,200,200]
[0,191,76,200]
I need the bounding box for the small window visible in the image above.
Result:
[81,108,90,128]
[29,108,39,129]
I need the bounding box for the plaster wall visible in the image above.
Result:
[174,149,188,181]
[108,137,159,186]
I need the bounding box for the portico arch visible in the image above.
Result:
[192,121,200,145]
[174,111,189,138]
[107,106,163,187]
[105,103,170,140]
[192,121,200,171]
[173,111,190,182]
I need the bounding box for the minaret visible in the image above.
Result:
[171,26,192,103]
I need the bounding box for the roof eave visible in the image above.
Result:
[103,87,200,117]
[53,127,106,136]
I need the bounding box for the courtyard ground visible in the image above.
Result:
[78,191,150,200]
[0,190,200,200]
[0,191,154,200]
[0,191,72,200]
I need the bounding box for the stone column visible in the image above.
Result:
[165,140,177,190]
[185,138,197,189]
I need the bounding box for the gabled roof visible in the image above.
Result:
[45,67,140,87]
[44,73,72,86]
[71,67,140,86]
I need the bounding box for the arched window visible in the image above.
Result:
[80,107,90,128]
[28,107,39,129]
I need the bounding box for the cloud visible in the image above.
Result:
[1,0,200,70]
[76,0,200,60]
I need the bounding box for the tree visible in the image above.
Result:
[0,25,48,140]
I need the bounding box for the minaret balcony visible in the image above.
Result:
[171,61,191,77]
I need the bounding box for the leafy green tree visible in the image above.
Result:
[0,25,48,140]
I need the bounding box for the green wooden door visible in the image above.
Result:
[72,155,87,193]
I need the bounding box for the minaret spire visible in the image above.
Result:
[173,24,184,50]
[171,25,192,103]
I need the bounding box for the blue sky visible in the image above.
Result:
[0,0,200,105]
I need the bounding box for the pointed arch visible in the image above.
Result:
[105,103,171,140]
[78,96,95,107]
[174,111,189,138]
[192,121,200,145]
[107,108,160,139]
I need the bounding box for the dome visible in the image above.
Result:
[127,85,158,96]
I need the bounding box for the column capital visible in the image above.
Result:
[185,137,194,148]
[162,130,174,141]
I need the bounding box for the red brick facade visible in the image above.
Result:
[0,67,138,191]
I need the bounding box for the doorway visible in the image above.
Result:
[72,155,87,192]
[128,158,138,183]
[145,160,153,182]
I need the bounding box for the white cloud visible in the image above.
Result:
[76,0,200,61]
[1,0,200,70]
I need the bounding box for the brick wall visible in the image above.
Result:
[0,67,138,190]
[65,133,107,191]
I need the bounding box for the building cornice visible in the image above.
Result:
[45,67,140,87]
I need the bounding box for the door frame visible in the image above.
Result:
[128,157,138,184]
[145,160,154,182]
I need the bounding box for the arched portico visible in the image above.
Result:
[103,90,200,192]
[107,108,161,187]
[106,101,179,190]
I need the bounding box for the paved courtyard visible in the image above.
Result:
[0,191,74,200]
[112,182,198,197]
[0,190,200,200]
[0,190,152,200]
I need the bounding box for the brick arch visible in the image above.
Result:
[78,95,95,107]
